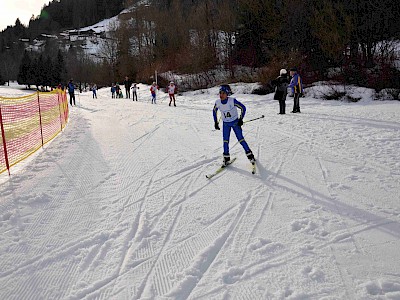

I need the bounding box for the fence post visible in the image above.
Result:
[0,104,11,176]
[37,91,44,147]
[57,91,63,131]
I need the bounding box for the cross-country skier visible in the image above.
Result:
[150,82,159,104]
[213,84,255,166]
[131,83,139,101]
[111,83,116,98]
[168,81,177,106]
[91,83,97,99]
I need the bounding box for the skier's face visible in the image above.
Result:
[219,91,228,100]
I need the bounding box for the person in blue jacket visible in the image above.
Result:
[67,79,76,106]
[289,67,304,113]
[111,83,116,98]
[213,84,255,166]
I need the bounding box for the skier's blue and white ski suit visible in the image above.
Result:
[213,97,251,156]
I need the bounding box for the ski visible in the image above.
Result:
[206,157,237,179]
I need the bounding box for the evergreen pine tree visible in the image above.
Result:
[43,56,53,88]
[17,51,31,86]
[34,55,45,88]
[54,49,67,85]
[0,70,5,85]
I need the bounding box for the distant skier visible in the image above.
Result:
[131,83,139,101]
[167,81,177,106]
[116,83,122,98]
[289,67,304,113]
[213,84,255,166]
[92,83,97,99]
[111,83,116,98]
[150,82,159,104]
[67,79,76,106]
[272,69,290,114]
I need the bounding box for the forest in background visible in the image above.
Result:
[0,0,399,94]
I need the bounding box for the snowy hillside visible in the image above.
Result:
[23,1,158,57]
[0,83,399,299]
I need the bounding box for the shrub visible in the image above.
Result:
[322,90,346,100]
[346,95,362,102]
[375,88,400,101]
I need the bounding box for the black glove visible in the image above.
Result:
[214,122,220,130]
[237,118,243,127]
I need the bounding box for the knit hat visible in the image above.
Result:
[219,84,232,95]
[280,69,287,75]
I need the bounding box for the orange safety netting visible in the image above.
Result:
[0,90,69,175]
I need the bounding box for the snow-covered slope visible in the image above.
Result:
[0,83,399,299]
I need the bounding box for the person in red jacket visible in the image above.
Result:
[150,82,159,104]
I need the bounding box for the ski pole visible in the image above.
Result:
[244,115,265,124]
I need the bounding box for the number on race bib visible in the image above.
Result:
[224,112,231,118]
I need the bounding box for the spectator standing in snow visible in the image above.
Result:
[168,81,177,107]
[272,69,290,114]
[131,83,139,101]
[111,83,116,98]
[213,84,255,166]
[92,83,97,99]
[116,83,121,98]
[150,82,159,104]
[289,67,304,113]
[67,79,76,106]
[123,76,132,98]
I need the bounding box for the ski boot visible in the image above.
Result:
[222,154,231,167]
[246,150,256,164]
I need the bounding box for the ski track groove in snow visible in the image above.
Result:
[302,154,357,299]
[65,166,163,299]
[272,117,396,176]
[167,194,253,300]
[135,206,183,299]
[118,165,162,276]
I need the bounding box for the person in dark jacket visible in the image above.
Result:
[67,79,76,106]
[116,83,121,98]
[111,83,116,98]
[123,76,133,98]
[272,69,290,114]
[289,67,304,113]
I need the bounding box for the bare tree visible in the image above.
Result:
[98,21,119,81]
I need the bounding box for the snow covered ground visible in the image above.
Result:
[0,83,400,299]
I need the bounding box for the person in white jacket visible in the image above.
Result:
[131,83,139,101]
[168,81,177,106]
